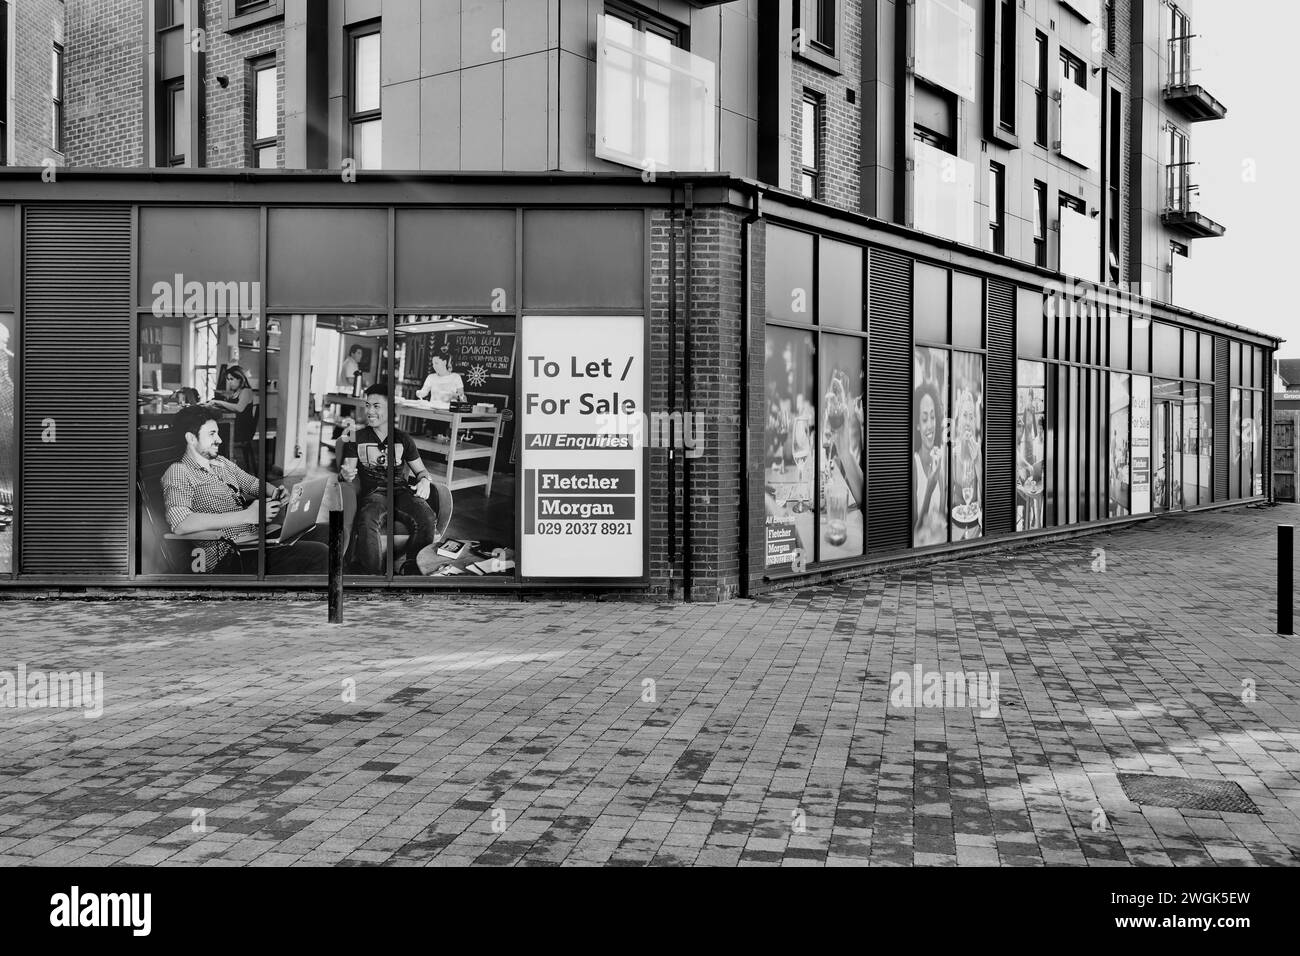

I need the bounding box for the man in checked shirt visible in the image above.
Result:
[161,405,328,574]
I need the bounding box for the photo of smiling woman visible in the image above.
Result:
[913,347,948,547]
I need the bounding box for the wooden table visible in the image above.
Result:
[324,393,503,496]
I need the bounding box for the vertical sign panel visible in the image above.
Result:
[520,316,645,579]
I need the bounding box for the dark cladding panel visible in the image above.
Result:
[523,209,644,310]
[867,249,912,555]
[0,207,14,308]
[267,207,388,308]
[985,280,1015,536]
[22,206,132,575]
[138,207,261,307]
[395,209,515,310]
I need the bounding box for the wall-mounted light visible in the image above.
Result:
[216,75,229,89]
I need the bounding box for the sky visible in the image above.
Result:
[1173,1,1300,356]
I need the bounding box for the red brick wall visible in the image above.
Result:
[790,3,863,212]
[9,0,66,166]
[62,0,144,167]
[647,204,747,601]
[200,0,283,168]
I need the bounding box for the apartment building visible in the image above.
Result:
[0,1,1277,600]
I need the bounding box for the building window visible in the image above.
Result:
[801,93,822,199]
[161,0,184,27]
[607,1,686,48]
[1060,49,1087,89]
[164,78,186,166]
[224,0,283,32]
[1168,3,1190,86]
[1165,124,1189,212]
[997,0,1016,132]
[1105,0,1117,55]
[1033,180,1047,266]
[348,22,381,170]
[988,161,1005,254]
[1034,32,1049,146]
[1106,88,1122,284]
[1059,191,1085,214]
[251,57,277,168]
[794,0,837,56]
[51,43,64,152]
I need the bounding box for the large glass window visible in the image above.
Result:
[1198,386,1212,504]
[765,326,816,570]
[764,230,866,569]
[0,314,14,573]
[1016,360,1046,531]
[349,22,382,170]
[951,351,984,540]
[1108,372,1130,517]
[139,315,262,575]
[819,335,864,560]
[1229,387,1242,499]
[913,347,949,546]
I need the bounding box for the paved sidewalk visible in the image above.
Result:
[1,504,1298,867]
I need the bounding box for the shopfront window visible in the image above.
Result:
[1108,371,1130,517]
[137,314,266,576]
[0,314,14,573]
[913,347,949,546]
[392,315,517,578]
[1229,387,1241,499]
[764,227,865,571]
[950,351,983,540]
[1197,386,1212,504]
[1016,360,1046,531]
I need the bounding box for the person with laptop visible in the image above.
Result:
[340,384,439,575]
[161,405,328,575]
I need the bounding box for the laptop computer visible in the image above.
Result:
[229,476,329,547]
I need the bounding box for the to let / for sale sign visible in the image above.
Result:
[520,316,644,579]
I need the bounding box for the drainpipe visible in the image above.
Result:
[668,182,679,588]
[683,183,694,602]
[739,186,763,597]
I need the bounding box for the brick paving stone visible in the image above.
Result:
[1,504,1298,867]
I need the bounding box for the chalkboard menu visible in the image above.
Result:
[447,330,516,384]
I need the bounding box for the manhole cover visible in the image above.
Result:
[1118,774,1260,813]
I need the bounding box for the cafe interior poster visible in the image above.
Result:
[1016,360,1046,532]
[913,347,949,548]
[764,326,815,569]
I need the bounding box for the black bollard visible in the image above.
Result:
[1281,525,1294,636]
[328,509,344,624]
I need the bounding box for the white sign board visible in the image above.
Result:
[1059,205,1101,283]
[520,315,645,579]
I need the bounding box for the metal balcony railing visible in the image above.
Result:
[1165,161,1199,215]
[1167,35,1194,88]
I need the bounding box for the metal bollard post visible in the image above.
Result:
[326,477,345,625]
[1281,525,1294,636]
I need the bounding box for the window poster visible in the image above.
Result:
[1108,372,1130,517]
[519,315,644,579]
[1131,375,1151,514]
[0,314,14,573]
[913,347,949,547]
[818,335,864,561]
[764,327,815,569]
[950,352,984,540]
[1016,360,1046,532]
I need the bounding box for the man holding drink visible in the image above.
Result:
[340,385,439,575]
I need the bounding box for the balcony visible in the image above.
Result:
[1163,36,1227,122]
[1161,163,1225,239]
